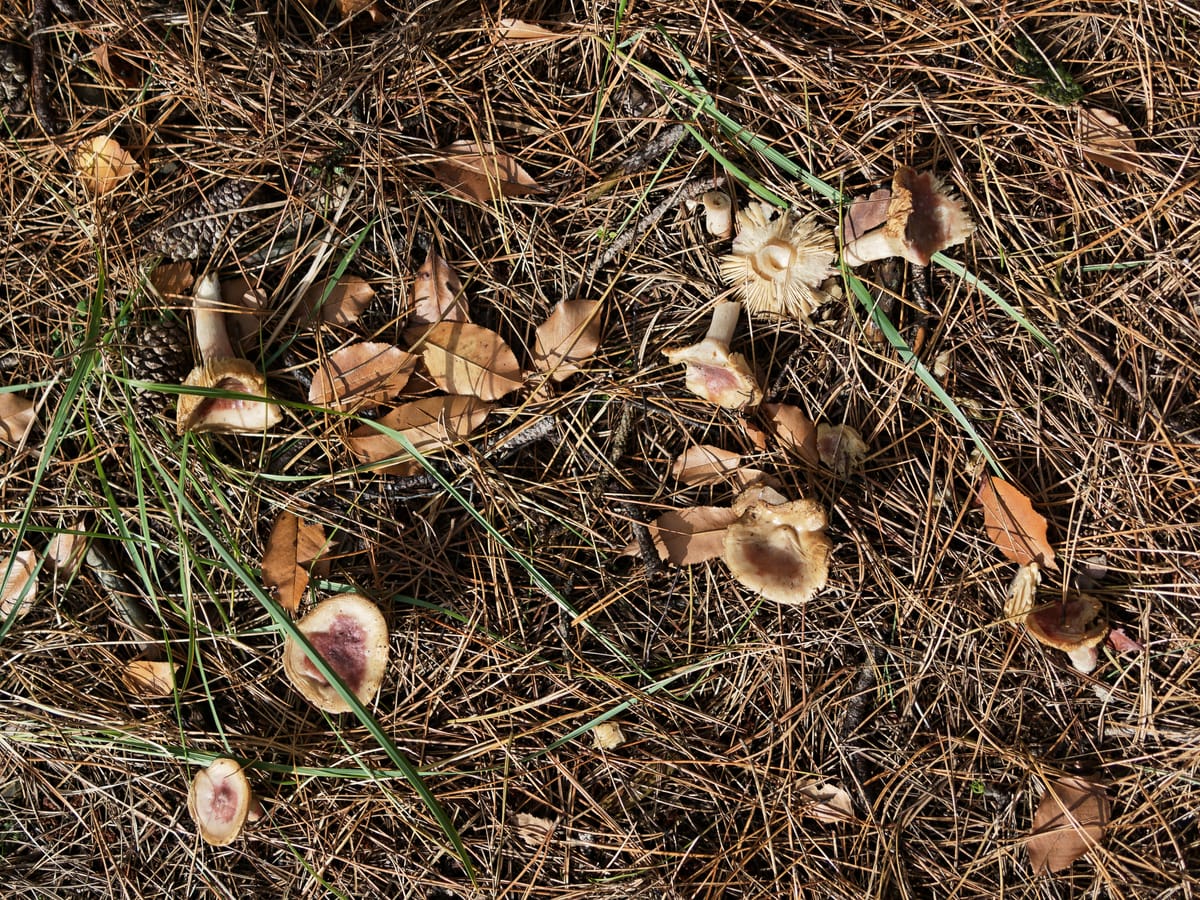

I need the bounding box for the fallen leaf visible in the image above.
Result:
[92,43,143,88]
[149,260,194,298]
[763,403,819,466]
[1106,627,1143,654]
[302,275,376,326]
[0,392,37,444]
[308,343,417,411]
[495,18,571,42]
[337,0,387,22]
[798,783,854,823]
[219,276,268,349]
[262,512,332,614]
[75,136,136,195]
[410,248,469,326]
[46,521,88,579]
[593,721,625,750]
[671,445,764,489]
[1028,776,1110,874]
[429,140,541,205]
[122,659,181,698]
[0,549,38,620]
[1004,562,1040,620]
[346,395,492,468]
[1079,108,1139,174]
[533,300,602,381]
[979,476,1058,570]
[644,507,739,565]
[817,423,868,476]
[406,322,524,401]
[514,813,556,848]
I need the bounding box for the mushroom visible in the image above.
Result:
[720,201,836,320]
[722,484,833,604]
[282,593,389,713]
[1024,593,1110,674]
[662,299,763,410]
[841,167,976,268]
[700,191,733,239]
[176,272,282,434]
[188,757,263,846]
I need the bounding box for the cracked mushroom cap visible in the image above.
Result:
[720,202,836,320]
[663,338,763,411]
[1024,593,1109,673]
[188,757,256,846]
[723,486,832,604]
[283,594,389,713]
[176,358,283,434]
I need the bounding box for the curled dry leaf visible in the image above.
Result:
[533,300,602,381]
[762,403,819,466]
[0,549,37,620]
[75,136,136,196]
[148,260,194,298]
[219,276,268,350]
[1107,627,1143,654]
[817,423,868,476]
[0,391,37,445]
[346,395,492,471]
[261,511,332,614]
[798,783,854,823]
[406,322,524,401]
[430,140,541,205]
[671,445,764,489]
[641,507,739,565]
[122,659,180,698]
[495,18,572,42]
[1079,108,1139,174]
[308,343,417,411]
[593,721,625,750]
[303,275,376,326]
[92,43,144,88]
[1028,776,1110,874]
[410,248,468,326]
[979,476,1057,570]
[46,522,88,579]
[514,813,556,849]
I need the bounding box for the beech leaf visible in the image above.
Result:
[644,507,739,565]
[671,445,764,489]
[0,549,38,620]
[0,392,37,445]
[533,300,602,381]
[346,395,492,470]
[762,403,819,466]
[75,136,136,195]
[410,248,469,326]
[406,322,524,401]
[261,512,332,614]
[302,275,376,326]
[429,140,541,205]
[1028,776,1110,874]
[979,476,1057,569]
[308,343,417,410]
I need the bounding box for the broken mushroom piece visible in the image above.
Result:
[663,300,763,410]
[1024,593,1110,674]
[842,167,976,267]
[723,484,833,604]
[188,757,262,846]
[700,191,733,239]
[721,201,836,321]
[176,272,282,434]
[282,593,389,713]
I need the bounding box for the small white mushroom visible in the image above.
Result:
[700,191,733,239]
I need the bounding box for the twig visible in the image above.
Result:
[29,0,58,134]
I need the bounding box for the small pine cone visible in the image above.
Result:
[0,41,29,115]
[144,179,263,261]
[128,319,192,404]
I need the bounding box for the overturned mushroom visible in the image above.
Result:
[1025,593,1110,674]
[282,593,389,713]
[188,757,263,846]
[723,484,832,604]
[176,272,282,434]
[663,300,762,410]
[842,167,975,267]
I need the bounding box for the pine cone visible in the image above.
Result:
[144,179,264,261]
[127,319,191,413]
[0,41,28,115]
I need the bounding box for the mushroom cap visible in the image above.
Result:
[720,202,835,320]
[176,358,283,434]
[723,488,832,604]
[1024,593,1109,654]
[663,338,763,410]
[282,594,389,713]
[188,757,254,846]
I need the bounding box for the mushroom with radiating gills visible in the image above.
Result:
[662,299,763,410]
[720,201,836,321]
[282,593,389,713]
[722,484,833,604]
[188,757,263,846]
[176,272,283,434]
[841,167,976,268]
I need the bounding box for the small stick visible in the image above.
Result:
[29,0,59,134]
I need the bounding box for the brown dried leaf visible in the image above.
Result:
[1028,776,1110,874]
[1107,627,1143,654]
[0,392,37,445]
[495,18,571,42]
[844,188,891,242]
[75,136,136,195]
[533,300,602,381]
[262,512,332,614]
[148,261,193,298]
[817,423,868,476]
[1079,108,1139,174]
[122,660,181,698]
[763,403,819,466]
[645,507,739,565]
[346,395,492,467]
[302,276,376,326]
[0,550,38,620]
[308,343,417,411]
[430,140,541,205]
[979,476,1057,570]
[514,813,556,849]
[410,248,469,326]
[798,783,854,823]
[671,445,764,489]
[46,522,88,579]
[92,43,143,88]
[337,0,387,22]
[406,322,524,401]
[219,276,268,349]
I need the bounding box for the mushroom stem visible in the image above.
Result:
[841,229,902,267]
[193,272,235,363]
[704,299,742,348]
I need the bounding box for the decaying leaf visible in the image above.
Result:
[122,659,181,698]
[303,275,376,326]
[1005,562,1040,620]
[514,813,556,849]
[643,507,739,565]
[410,248,469,326]
[0,392,37,445]
[430,140,541,205]
[979,476,1057,570]
[308,343,417,411]
[261,512,332,614]
[406,322,524,401]
[1107,628,1143,654]
[763,403,819,466]
[1028,776,1110,874]
[148,260,194,298]
[337,0,386,22]
[75,136,136,195]
[593,721,625,750]
[817,423,868,476]
[671,445,764,489]
[0,549,38,620]
[1079,108,1139,174]
[46,522,88,579]
[533,301,602,381]
[495,18,572,42]
[798,783,854,823]
[346,395,492,470]
[219,276,268,349]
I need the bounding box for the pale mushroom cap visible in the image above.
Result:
[662,338,763,410]
[176,358,283,434]
[282,594,390,713]
[188,757,253,846]
[721,202,835,320]
[723,491,832,604]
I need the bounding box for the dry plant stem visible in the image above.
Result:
[29,0,57,134]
